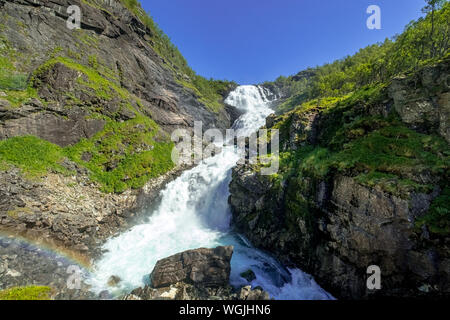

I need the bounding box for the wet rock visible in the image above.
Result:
[388,59,450,142]
[127,278,271,301]
[150,246,233,289]
[229,59,450,299]
[107,275,122,288]
[240,270,256,282]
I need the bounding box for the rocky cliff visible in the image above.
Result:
[0,0,237,256]
[229,58,450,299]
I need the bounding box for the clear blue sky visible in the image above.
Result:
[141,0,427,84]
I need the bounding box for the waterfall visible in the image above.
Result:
[89,85,333,300]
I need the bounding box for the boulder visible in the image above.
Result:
[240,269,256,282]
[150,246,233,288]
[239,285,270,300]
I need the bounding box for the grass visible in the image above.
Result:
[0,87,39,108]
[279,117,448,198]
[65,114,175,193]
[0,286,52,300]
[0,136,68,178]
[177,78,225,113]
[267,84,450,199]
[0,37,39,106]
[0,55,176,193]
[264,83,449,233]
[32,56,128,102]
[0,124,175,193]
[0,37,27,91]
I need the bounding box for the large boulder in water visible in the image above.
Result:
[150,246,233,288]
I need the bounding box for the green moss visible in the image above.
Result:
[328,118,449,179]
[0,136,68,178]
[0,54,175,193]
[32,56,127,102]
[268,86,449,199]
[64,114,174,193]
[0,286,52,300]
[7,207,33,219]
[416,188,450,236]
[73,29,99,49]
[0,37,28,91]
[355,172,433,197]
[240,270,256,282]
[177,77,235,113]
[0,120,175,192]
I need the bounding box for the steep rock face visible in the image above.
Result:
[0,163,187,256]
[229,59,450,299]
[389,60,450,142]
[0,0,238,255]
[0,0,235,142]
[0,62,109,147]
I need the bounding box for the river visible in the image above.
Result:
[89,85,333,300]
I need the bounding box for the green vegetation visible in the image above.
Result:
[0,37,27,90]
[270,89,450,198]
[256,2,450,235]
[116,0,236,111]
[267,1,450,114]
[263,81,450,236]
[416,187,450,235]
[0,286,52,300]
[0,36,38,106]
[65,114,175,193]
[1,54,175,193]
[0,116,174,194]
[32,56,128,101]
[0,136,68,178]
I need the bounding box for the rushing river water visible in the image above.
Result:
[89,85,333,300]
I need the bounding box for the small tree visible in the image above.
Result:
[422,0,446,57]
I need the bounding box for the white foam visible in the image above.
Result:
[89,86,333,300]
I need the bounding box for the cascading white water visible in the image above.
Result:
[89,85,333,300]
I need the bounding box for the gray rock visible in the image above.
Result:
[240,269,256,282]
[229,59,450,299]
[150,246,233,288]
[388,61,450,142]
[107,275,122,288]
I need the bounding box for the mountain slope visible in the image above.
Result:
[230,3,450,299]
[0,0,236,254]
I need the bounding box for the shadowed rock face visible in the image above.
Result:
[150,246,233,289]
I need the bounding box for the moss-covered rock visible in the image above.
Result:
[229,58,450,299]
[0,286,52,300]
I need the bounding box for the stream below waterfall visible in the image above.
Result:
[89,85,334,300]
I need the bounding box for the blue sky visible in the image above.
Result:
[141,0,427,84]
